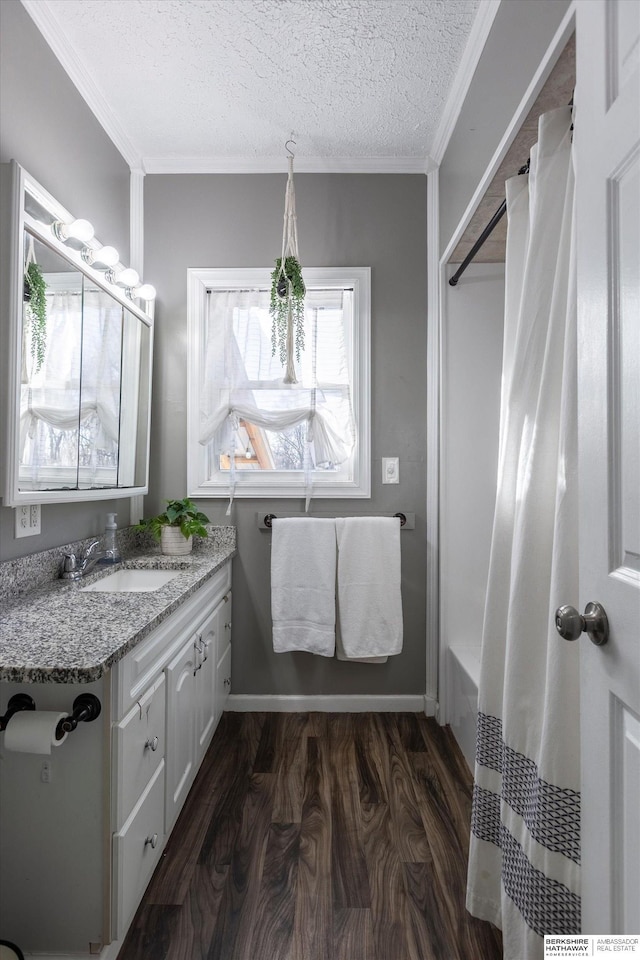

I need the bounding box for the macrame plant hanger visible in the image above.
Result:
[277,137,301,384]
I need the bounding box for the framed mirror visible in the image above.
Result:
[1,162,153,506]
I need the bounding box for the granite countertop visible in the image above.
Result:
[0,531,236,685]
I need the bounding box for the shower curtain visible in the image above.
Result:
[466,106,580,959]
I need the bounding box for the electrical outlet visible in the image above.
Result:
[382,457,399,484]
[30,503,41,534]
[15,504,41,538]
[41,760,52,783]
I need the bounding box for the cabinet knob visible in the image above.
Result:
[223,677,231,688]
[225,621,232,630]
[144,833,159,849]
[223,594,230,603]
[144,736,159,752]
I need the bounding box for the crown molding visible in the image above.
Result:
[21,0,142,169]
[430,0,501,165]
[143,155,431,175]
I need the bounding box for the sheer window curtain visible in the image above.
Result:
[466,106,580,959]
[199,288,355,509]
[20,283,123,485]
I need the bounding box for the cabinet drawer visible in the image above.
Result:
[113,760,165,939]
[114,673,166,828]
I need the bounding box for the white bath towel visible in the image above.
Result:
[271,518,336,656]
[335,517,403,659]
[335,620,388,663]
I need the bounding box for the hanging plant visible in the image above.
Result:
[269,138,306,383]
[24,261,48,372]
[270,255,306,366]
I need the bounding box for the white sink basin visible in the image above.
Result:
[81,569,181,593]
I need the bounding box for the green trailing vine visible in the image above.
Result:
[269,256,306,366]
[24,261,48,372]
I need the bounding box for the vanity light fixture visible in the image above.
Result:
[52,218,95,243]
[130,283,157,302]
[115,267,140,288]
[105,266,140,287]
[81,244,120,268]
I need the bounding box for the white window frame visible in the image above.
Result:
[187,266,371,500]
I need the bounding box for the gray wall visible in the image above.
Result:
[145,173,427,696]
[439,0,571,254]
[0,0,131,561]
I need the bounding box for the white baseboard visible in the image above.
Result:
[423,694,438,718]
[226,694,425,712]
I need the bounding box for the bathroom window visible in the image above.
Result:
[187,267,370,502]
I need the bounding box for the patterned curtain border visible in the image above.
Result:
[474,712,580,863]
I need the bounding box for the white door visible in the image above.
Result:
[575,0,640,934]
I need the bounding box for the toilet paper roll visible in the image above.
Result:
[4,711,69,754]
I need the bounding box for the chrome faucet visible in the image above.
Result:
[60,539,105,580]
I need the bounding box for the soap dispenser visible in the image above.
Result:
[101,513,121,564]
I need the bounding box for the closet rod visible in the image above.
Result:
[448,159,530,287]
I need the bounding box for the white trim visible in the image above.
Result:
[426,166,441,721]
[437,254,451,725]
[227,694,426,713]
[430,0,502,165]
[128,170,146,525]
[423,695,438,718]
[21,0,142,170]
[441,2,577,265]
[143,156,430,175]
[186,266,371,502]
[129,168,145,276]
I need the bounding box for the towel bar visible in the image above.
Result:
[258,511,415,530]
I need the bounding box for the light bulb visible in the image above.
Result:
[132,283,156,301]
[245,446,252,459]
[82,244,120,268]
[53,218,94,243]
[116,268,140,287]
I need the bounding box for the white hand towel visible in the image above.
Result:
[335,517,403,659]
[335,619,388,663]
[271,518,336,656]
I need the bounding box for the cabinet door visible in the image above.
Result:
[114,672,165,828]
[216,590,232,663]
[113,760,165,939]
[165,637,196,832]
[215,642,232,726]
[194,607,217,762]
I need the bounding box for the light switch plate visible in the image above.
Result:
[382,457,399,484]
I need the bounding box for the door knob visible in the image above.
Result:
[555,602,609,646]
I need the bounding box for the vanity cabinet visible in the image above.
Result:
[0,558,233,957]
[111,562,232,942]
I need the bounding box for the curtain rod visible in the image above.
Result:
[449,98,573,288]
[448,160,530,287]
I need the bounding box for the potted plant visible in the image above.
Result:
[270,255,306,367]
[136,498,210,556]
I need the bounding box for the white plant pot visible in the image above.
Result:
[161,526,193,556]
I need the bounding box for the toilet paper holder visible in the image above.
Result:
[0,692,101,740]
[0,693,36,731]
[55,694,101,739]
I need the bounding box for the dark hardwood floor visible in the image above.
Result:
[118,713,502,960]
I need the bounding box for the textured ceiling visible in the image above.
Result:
[26,0,480,170]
